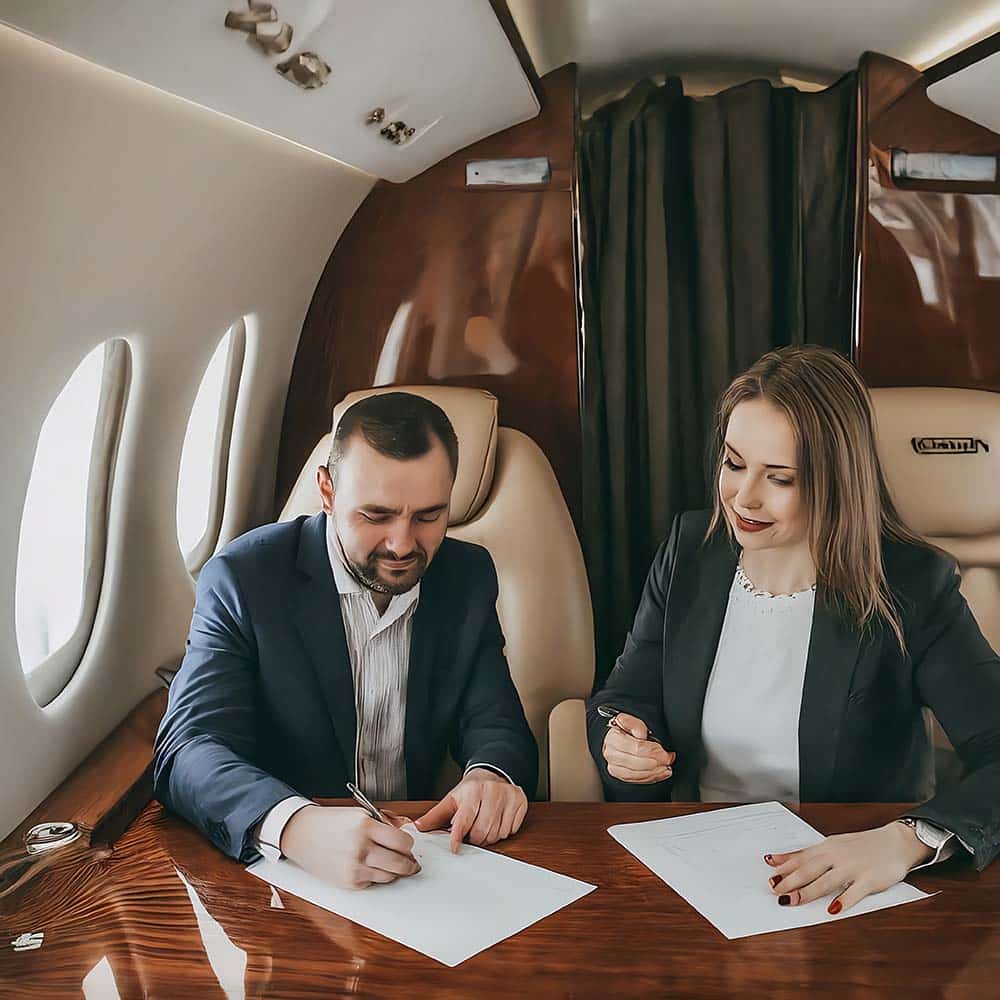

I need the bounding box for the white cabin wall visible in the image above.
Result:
[0,24,373,839]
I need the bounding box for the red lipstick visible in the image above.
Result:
[733,511,773,533]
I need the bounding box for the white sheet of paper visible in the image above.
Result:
[246,825,596,967]
[609,801,932,939]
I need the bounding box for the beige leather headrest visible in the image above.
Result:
[872,386,1000,537]
[279,386,498,526]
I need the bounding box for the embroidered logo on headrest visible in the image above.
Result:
[911,437,990,455]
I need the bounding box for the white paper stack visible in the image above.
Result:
[247,826,596,966]
[609,801,932,939]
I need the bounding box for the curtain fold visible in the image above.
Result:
[580,73,857,685]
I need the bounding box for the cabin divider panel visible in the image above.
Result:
[275,65,581,525]
[857,50,1000,391]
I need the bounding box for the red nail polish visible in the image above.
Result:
[763,854,774,864]
[769,875,782,888]
[828,899,842,915]
[778,894,791,906]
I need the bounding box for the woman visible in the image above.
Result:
[588,345,1000,914]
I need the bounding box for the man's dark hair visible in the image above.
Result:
[327,392,459,484]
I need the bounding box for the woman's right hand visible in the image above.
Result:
[602,713,676,783]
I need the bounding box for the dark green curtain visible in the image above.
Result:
[580,73,857,686]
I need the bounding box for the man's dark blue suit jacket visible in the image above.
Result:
[153,512,538,862]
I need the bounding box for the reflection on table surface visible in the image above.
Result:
[2,801,998,999]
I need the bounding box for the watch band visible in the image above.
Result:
[897,817,948,851]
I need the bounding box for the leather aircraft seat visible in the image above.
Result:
[279,386,603,801]
[871,386,1000,788]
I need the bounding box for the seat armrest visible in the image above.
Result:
[548,699,603,802]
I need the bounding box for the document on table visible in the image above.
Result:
[246,826,596,967]
[609,801,932,939]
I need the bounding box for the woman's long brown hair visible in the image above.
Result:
[707,345,930,651]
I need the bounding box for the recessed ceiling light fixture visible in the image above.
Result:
[225,2,331,88]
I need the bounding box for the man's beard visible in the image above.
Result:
[345,544,428,596]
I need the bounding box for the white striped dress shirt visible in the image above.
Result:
[256,514,511,860]
[326,514,418,802]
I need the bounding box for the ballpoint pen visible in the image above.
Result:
[597,703,662,744]
[347,782,421,867]
[346,781,389,824]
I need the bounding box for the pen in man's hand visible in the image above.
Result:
[347,781,389,823]
[346,782,419,864]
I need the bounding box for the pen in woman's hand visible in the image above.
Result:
[597,704,662,744]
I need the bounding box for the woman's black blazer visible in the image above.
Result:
[587,509,1000,870]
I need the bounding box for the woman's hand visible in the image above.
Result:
[601,713,676,784]
[764,821,935,914]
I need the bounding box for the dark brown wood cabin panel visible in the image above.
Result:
[858,53,1000,391]
[275,65,581,524]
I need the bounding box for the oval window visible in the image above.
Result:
[176,320,247,573]
[15,340,131,704]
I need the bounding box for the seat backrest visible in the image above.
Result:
[279,385,595,799]
[872,386,1000,784]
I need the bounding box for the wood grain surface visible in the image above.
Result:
[857,52,1000,391]
[274,64,581,525]
[2,801,997,998]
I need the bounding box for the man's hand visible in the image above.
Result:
[414,768,527,853]
[764,822,935,914]
[280,804,421,889]
[601,713,675,784]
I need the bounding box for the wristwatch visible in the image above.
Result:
[896,817,951,852]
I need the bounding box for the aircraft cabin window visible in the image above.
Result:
[15,339,131,706]
[176,320,247,574]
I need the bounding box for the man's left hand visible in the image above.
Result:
[414,768,527,853]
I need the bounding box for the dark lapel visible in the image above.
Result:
[292,512,356,780]
[665,530,738,799]
[798,593,864,801]
[403,547,446,795]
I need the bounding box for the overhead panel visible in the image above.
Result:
[927,50,1000,134]
[0,0,540,182]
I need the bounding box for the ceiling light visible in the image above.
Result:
[778,72,831,93]
[907,8,1000,69]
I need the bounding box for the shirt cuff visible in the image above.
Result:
[463,762,516,786]
[255,795,314,861]
[906,819,965,871]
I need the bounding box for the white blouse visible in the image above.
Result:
[697,565,957,867]
[699,567,816,803]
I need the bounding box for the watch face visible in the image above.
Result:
[913,819,948,850]
[900,817,933,849]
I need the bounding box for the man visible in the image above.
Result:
[154,392,537,889]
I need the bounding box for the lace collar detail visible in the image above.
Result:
[735,561,816,600]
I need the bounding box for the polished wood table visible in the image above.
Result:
[2,801,997,998]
